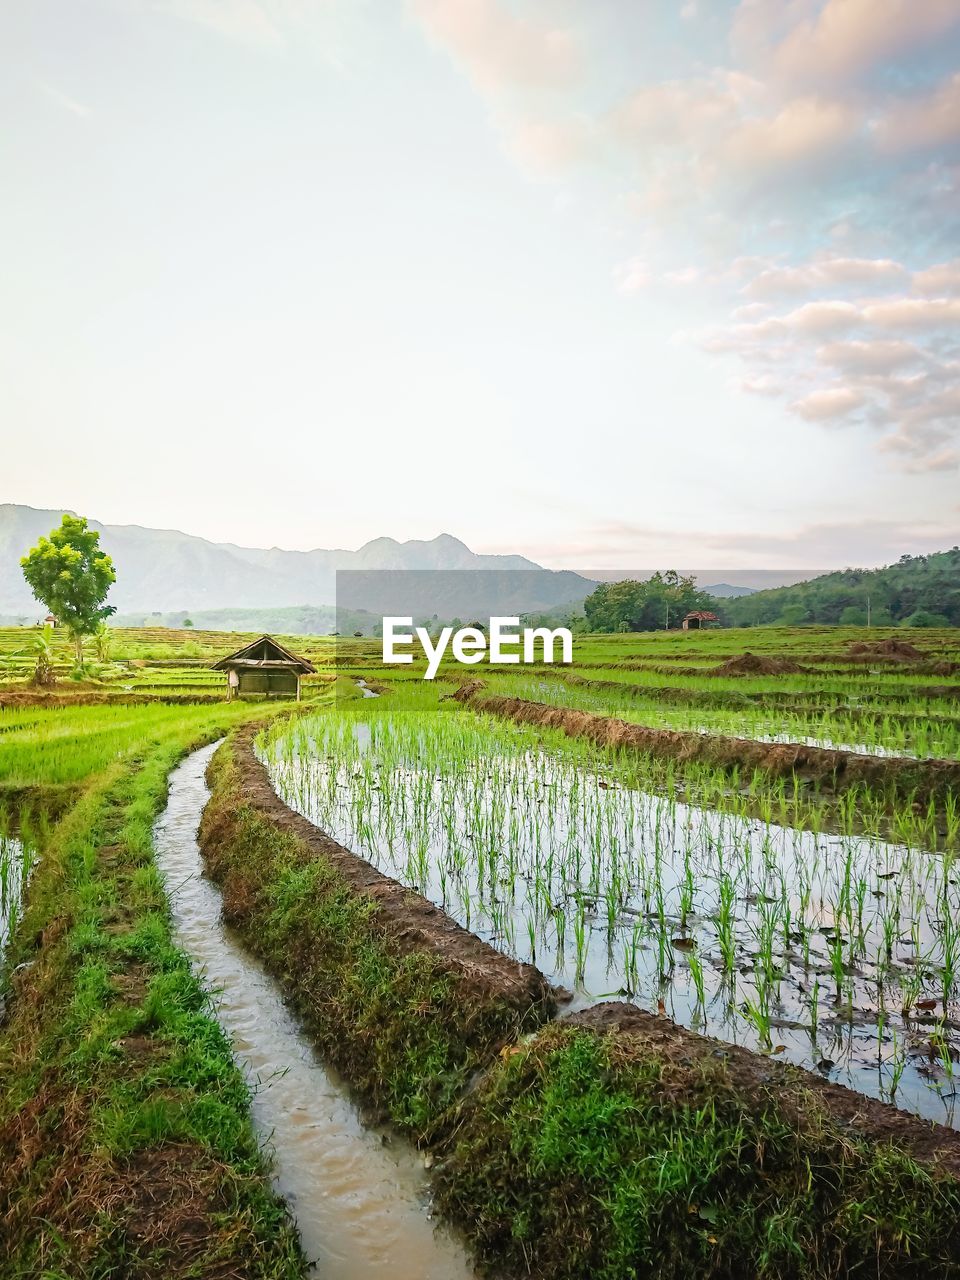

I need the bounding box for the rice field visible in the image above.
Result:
[262,677,960,1129]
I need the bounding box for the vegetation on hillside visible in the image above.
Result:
[719,549,960,628]
[582,572,715,633]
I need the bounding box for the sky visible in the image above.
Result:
[1,0,959,571]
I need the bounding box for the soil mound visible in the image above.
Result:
[446,678,487,703]
[713,651,806,676]
[848,637,924,661]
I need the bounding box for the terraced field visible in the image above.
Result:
[3,621,960,1279]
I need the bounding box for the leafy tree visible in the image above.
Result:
[838,606,867,626]
[903,609,951,628]
[722,549,960,628]
[21,515,116,666]
[583,572,715,633]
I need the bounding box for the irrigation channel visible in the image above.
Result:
[0,832,31,964]
[262,706,960,1131]
[154,743,475,1280]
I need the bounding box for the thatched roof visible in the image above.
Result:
[211,634,316,675]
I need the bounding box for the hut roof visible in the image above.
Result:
[211,634,316,675]
[684,611,720,622]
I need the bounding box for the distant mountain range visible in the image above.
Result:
[0,505,593,620]
[1,504,834,630]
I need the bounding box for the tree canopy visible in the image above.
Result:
[720,550,960,628]
[583,571,715,633]
[21,515,116,661]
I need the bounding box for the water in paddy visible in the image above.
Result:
[263,713,960,1131]
[154,743,474,1280]
[0,832,33,963]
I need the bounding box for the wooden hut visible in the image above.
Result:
[212,635,315,700]
[682,610,720,631]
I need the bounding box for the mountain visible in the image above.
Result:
[718,550,960,627]
[0,505,593,619]
[702,583,756,598]
[585,569,821,590]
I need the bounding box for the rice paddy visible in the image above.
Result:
[262,673,960,1128]
[2,621,960,1276]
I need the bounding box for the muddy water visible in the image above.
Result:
[154,743,474,1280]
[264,713,960,1130]
[0,833,32,963]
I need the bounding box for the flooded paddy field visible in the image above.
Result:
[262,691,960,1129]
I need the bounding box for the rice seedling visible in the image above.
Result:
[259,683,960,1128]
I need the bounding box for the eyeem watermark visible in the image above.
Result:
[383,616,573,680]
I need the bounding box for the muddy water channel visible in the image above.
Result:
[0,832,33,963]
[263,709,960,1130]
[154,744,474,1280]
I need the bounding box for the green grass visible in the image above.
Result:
[435,1021,960,1280]
[0,706,305,1279]
[201,735,553,1136]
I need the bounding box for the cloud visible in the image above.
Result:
[613,258,650,293]
[863,297,960,330]
[734,0,960,87]
[791,385,866,419]
[875,72,960,153]
[817,339,922,373]
[914,260,960,296]
[743,255,908,299]
[506,113,594,173]
[782,299,860,332]
[718,95,859,176]
[411,0,580,92]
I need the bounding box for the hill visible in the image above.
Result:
[716,550,960,627]
[0,505,594,619]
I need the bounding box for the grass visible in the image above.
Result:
[435,1020,960,1280]
[199,733,553,1136]
[0,704,305,1279]
[258,686,960,1126]
[2,620,959,1277]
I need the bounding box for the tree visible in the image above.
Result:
[903,609,950,628]
[583,573,716,633]
[21,515,116,666]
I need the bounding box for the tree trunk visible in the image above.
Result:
[74,631,83,667]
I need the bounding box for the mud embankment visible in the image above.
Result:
[435,1005,960,1280]
[199,727,555,1134]
[203,726,960,1279]
[455,689,960,811]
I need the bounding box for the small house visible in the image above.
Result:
[212,634,315,700]
[682,610,719,631]
[44,614,58,627]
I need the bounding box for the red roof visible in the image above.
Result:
[684,611,719,621]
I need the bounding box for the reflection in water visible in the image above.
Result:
[154,743,474,1280]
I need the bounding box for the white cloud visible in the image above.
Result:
[614,258,650,293]
[718,95,859,175]
[791,385,866,420]
[411,0,580,92]
[817,339,922,373]
[914,260,960,296]
[782,299,860,332]
[875,72,960,153]
[743,255,908,299]
[863,297,960,330]
[734,0,960,86]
